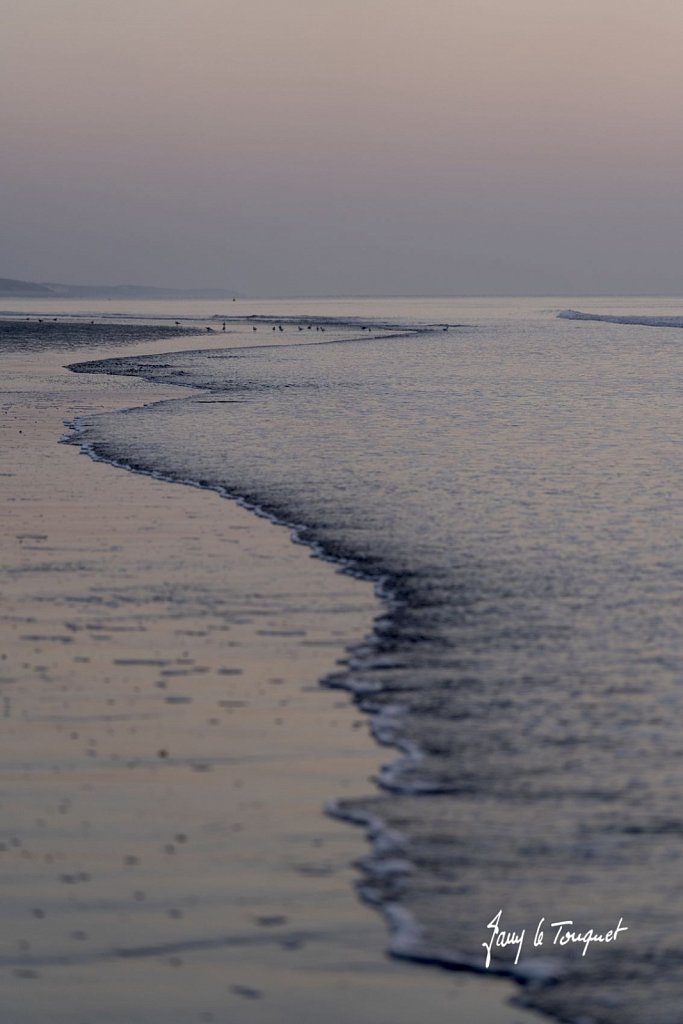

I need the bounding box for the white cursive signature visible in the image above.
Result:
[482,910,628,968]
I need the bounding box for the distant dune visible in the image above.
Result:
[0,276,242,300]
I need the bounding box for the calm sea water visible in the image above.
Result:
[12,296,683,1023]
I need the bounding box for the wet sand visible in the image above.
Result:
[0,327,547,1023]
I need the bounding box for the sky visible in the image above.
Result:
[2,0,683,297]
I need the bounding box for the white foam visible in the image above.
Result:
[559,309,683,328]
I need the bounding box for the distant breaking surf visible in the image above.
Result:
[559,309,683,328]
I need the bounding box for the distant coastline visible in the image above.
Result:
[0,275,242,300]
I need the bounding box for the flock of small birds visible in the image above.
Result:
[270,324,325,332]
[22,318,327,332]
[19,317,452,334]
[26,317,96,324]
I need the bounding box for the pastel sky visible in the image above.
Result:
[2,0,683,296]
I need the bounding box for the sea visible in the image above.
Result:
[4,295,683,1023]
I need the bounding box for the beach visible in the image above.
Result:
[0,321,544,1023]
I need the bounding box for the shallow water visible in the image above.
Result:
[3,324,549,1024]
[0,318,204,353]
[63,298,683,1023]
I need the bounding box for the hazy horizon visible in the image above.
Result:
[8,272,683,301]
[3,0,683,298]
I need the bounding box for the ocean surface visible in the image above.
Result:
[5,296,683,1023]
